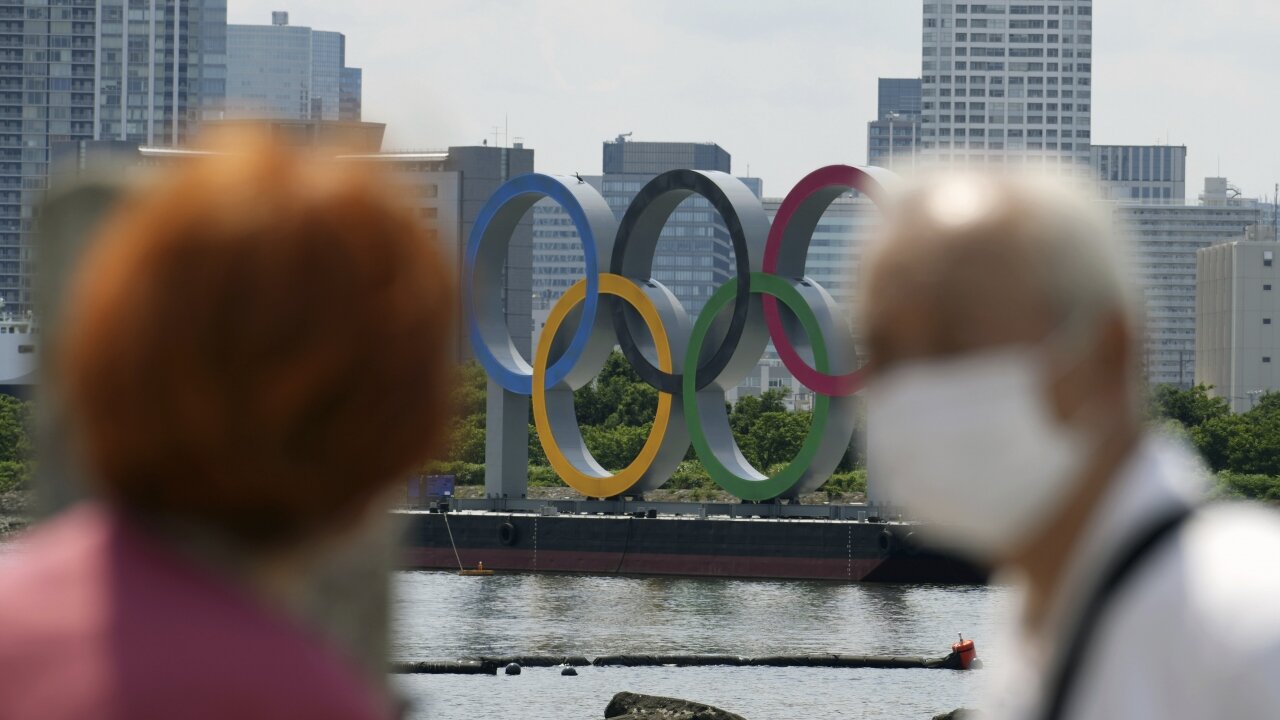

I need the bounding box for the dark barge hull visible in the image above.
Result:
[397,511,985,584]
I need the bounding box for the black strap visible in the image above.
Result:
[1040,505,1195,720]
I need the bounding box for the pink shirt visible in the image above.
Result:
[0,504,394,720]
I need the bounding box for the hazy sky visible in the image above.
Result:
[230,1,1279,202]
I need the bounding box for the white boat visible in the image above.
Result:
[0,304,38,389]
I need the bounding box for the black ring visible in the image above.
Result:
[610,170,756,394]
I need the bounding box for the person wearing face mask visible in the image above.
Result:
[861,173,1280,720]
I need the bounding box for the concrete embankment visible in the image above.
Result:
[391,651,964,675]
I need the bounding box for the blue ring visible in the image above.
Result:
[464,173,602,395]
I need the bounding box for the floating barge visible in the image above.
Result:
[396,499,985,584]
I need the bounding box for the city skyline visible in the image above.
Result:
[229,0,1279,202]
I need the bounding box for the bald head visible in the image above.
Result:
[860,173,1135,372]
[861,173,1150,573]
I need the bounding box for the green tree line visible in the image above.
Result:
[1150,384,1280,502]
[431,368,1280,503]
[427,353,865,496]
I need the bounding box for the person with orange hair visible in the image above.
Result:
[0,138,456,719]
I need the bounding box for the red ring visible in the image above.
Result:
[762,165,889,397]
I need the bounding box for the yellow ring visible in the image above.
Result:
[533,273,672,498]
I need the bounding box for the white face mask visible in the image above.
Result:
[866,347,1091,562]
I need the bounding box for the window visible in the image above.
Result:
[1265,357,1273,364]
[1265,284,1272,291]
[1266,319,1273,325]
[1266,250,1274,267]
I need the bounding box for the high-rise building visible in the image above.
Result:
[2,0,226,312]
[1116,178,1263,388]
[1196,240,1280,412]
[919,1,1093,172]
[340,67,362,121]
[225,11,362,123]
[1092,144,1187,203]
[867,78,922,170]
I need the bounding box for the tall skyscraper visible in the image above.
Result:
[3,0,226,312]
[225,11,362,123]
[867,77,922,169]
[919,1,1093,172]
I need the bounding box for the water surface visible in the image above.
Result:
[392,571,1008,719]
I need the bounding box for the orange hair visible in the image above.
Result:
[61,136,456,547]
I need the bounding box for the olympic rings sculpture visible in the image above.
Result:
[464,165,893,501]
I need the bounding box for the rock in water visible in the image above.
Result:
[605,691,746,720]
[932,710,980,720]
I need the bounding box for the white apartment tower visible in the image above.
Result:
[1196,241,1280,411]
[920,2,1093,172]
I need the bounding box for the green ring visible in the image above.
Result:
[684,272,830,501]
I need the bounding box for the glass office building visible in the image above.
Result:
[340,66,361,121]
[226,11,361,122]
[867,77,923,170]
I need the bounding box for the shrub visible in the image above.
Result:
[527,465,565,488]
[1211,472,1280,503]
[0,459,26,493]
[665,460,713,490]
[823,468,868,496]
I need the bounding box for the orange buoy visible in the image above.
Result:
[951,633,978,670]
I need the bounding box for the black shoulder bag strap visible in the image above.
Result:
[1040,505,1196,720]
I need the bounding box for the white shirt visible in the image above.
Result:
[987,435,1280,720]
